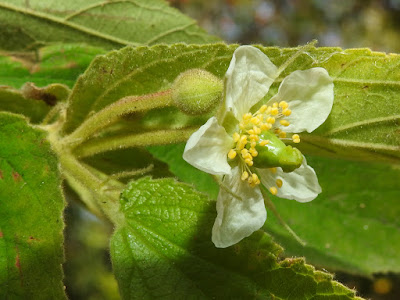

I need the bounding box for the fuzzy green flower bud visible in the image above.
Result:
[252,131,303,172]
[172,69,223,115]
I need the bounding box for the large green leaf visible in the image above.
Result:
[0,0,218,51]
[111,177,362,299]
[148,143,400,276]
[65,44,400,163]
[0,112,66,299]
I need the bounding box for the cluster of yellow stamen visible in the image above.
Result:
[227,100,300,191]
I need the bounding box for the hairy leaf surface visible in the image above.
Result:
[111,177,362,299]
[0,112,66,299]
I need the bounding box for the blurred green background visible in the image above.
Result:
[64,1,400,299]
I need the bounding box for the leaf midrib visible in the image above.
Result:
[0,2,138,47]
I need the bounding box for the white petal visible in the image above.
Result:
[257,157,321,203]
[183,117,233,175]
[269,67,334,133]
[212,166,267,248]
[225,46,278,120]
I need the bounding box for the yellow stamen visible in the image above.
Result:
[250,141,257,148]
[244,153,252,160]
[269,167,277,174]
[279,131,287,139]
[259,105,268,113]
[260,140,270,146]
[260,123,272,130]
[241,171,249,181]
[279,101,289,109]
[253,126,261,135]
[292,134,300,143]
[252,174,260,185]
[233,132,240,142]
[280,120,290,127]
[282,109,291,116]
[228,149,237,159]
[251,117,260,125]
[243,113,252,120]
[269,187,278,195]
[249,134,259,141]
[276,179,283,188]
[271,107,279,115]
[249,148,258,157]
[245,158,253,166]
[266,117,275,124]
[272,102,279,108]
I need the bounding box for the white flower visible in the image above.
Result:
[183,46,334,248]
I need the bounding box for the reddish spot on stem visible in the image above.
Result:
[12,171,22,182]
[0,169,3,179]
[0,232,3,238]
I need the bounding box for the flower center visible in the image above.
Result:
[227,101,301,193]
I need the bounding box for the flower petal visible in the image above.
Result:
[257,157,321,202]
[225,46,278,120]
[269,67,334,133]
[212,166,267,248]
[183,117,233,175]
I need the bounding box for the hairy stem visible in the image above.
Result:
[62,89,174,147]
[74,127,196,158]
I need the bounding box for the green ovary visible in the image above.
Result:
[252,131,303,172]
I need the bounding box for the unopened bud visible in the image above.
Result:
[172,69,223,115]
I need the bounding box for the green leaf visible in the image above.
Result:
[0,44,106,88]
[65,44,400,163]
[264,156,400,276]
[0,0,218,51]
[111,177,362,299]
[0,112,66,299]
[148,143,400,276]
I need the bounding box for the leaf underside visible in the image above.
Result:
[0,0,218,51]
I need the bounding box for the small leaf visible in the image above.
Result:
[0,0,218,51]
[149,143,400,276]
[110,177,362,299]
[0,112,66,299]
